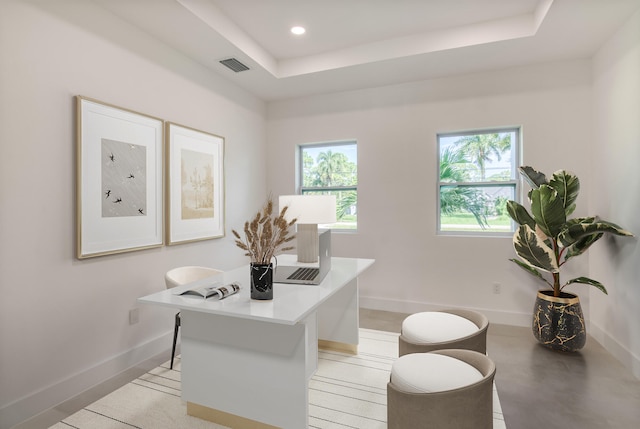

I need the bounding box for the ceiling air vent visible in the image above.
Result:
[219,58,250,73]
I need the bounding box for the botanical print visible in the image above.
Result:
[101,138,146,217]
[181,148,214,219]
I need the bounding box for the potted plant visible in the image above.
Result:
[232,197,296,300]
[506,166,633,351]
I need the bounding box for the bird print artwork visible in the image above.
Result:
[101,138,147,217]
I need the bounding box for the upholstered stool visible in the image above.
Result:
[387,349,496,429]
[399,309,489,356]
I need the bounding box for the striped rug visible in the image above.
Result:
[49,328,506,428]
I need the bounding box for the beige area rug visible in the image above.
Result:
[49,328,506,428]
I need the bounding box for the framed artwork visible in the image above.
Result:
[166,122,225,244]
[76,96,164,259]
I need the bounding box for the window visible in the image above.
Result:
[437,128,519,235]
[298,141,357,230]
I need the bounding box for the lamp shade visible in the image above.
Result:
[279,195,337,224]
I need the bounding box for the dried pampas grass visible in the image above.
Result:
[232,197,297,265]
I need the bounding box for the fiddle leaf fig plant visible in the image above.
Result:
[506,166,633,297]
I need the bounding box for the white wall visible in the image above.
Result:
[0,1,267,427]
[591,8,640,378]
[267,61,593,325]
[3,1,638,426]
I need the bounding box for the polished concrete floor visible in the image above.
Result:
[14,308,640,429]
[360,308,640,429]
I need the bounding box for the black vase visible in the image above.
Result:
[532,290,586,352]
[250,263,273,300]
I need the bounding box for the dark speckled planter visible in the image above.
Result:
[532,290,586,352]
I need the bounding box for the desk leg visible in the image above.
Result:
[317,278,359,354]
[180,310,316,429]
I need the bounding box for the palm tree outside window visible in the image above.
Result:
[299,141,357,230]
[437,128,520,235]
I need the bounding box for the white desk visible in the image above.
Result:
[138,257,374,429]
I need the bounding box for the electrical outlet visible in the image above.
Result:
[492,283,501,294]
[129,308,140,325]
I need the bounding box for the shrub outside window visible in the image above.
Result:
[299,141,357,230]
[437,129,519,235]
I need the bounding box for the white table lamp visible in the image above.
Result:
[279,195,337,263]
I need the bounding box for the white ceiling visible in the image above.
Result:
[92,0,640,101]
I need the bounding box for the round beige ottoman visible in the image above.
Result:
[387,349,496,429]
[399,309,489,356]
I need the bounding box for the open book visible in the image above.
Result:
[179,282,241,300]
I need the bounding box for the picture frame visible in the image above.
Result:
[76,96,164,259]
[166,122,225,244]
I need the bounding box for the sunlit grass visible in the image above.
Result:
[323,215,357,230]
[441,213,512,232]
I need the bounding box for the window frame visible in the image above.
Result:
[297,140,358,232]
[436,127,521,237]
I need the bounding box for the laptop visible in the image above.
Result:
[274,229,331,285]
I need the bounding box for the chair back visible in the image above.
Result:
[165,266,223,289]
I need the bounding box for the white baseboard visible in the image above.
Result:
[359,295,532,327]
[589,323,640,380]
[0,331,172,429]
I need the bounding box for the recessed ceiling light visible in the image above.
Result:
[291,26,306,35]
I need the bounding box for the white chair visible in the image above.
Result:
[164,266,223,369]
